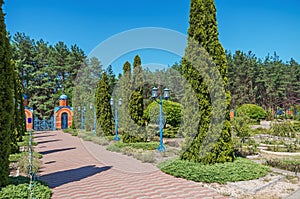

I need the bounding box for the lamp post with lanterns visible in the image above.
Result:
[110,98,122,141]
[152,87,170,152]
[90,104,97,135]
[78,106,86,130]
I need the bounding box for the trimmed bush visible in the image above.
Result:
[236,104,267,121]
[158,157,270,184]
[144,100,182,127]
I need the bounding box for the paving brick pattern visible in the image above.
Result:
[35,131,228,199]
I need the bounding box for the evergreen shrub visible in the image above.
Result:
[237,104,267,121]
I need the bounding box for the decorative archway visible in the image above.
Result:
[24,94,74,131]
[55,108,73,129]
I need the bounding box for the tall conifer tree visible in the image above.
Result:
[180,0,234,164]
[126,55,146,142]
[0,0,14,186]
[129,55,144,126]
[120,61,136,142]
[11,68,25,154]
[95,72,113,136]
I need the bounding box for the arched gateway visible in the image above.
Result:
[55,94,73,130]
[24,94,73,131]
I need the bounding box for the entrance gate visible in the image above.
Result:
[33,116,54,131]
[61,113,68,129]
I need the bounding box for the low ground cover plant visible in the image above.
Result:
[270,121,297,138]
[9,152,42,163]
[62,128,78,136]
[19,132,37,148]
[0,176,51,199]
[76,130,110,145]
[107,141,159,151]
[158,157,270,184]
[264,158,300,174]
[107,142,158,163]
[10,132,43,175]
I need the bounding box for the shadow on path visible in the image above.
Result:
[37,139,62,144]
[34,134,56,139]
[39,147,76,155]
[40,165,112,188]
[44,161,56,164]
[34,131,53,135]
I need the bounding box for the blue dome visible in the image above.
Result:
[60,94,68,100]
[23,94,28,100]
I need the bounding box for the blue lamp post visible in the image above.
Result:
[83,106,86,129]
[110,98,122,141]
[78,106,86,130]
[53,107,56,131]
[90,104,97,135]
[152,87,170,152]
[78,106,82,130]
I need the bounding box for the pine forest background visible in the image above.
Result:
[12,32,300,120]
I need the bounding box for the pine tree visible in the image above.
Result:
[0,0,14,186]
[11,32,35,90]
[95,72,113,136]
[65,44,86,100]
[180,0,234,164]
[12,35,86,119]
[29,39,53,119]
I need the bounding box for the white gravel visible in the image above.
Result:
[201,173,300,199]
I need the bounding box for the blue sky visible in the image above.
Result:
[4,0,300,73]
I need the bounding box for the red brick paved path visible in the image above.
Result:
[35,131,228,199]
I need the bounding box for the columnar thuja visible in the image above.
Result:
[95,72,113,136]
[180,0,234,164]
[0,0,15,186]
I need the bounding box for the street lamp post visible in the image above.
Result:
[152,87,170,152]
[53,98,59,131]
[110,98,122,141]
[90,104,97,135]
[78,106,81,129]
[83,106,86,130]
[78,106,86,130]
